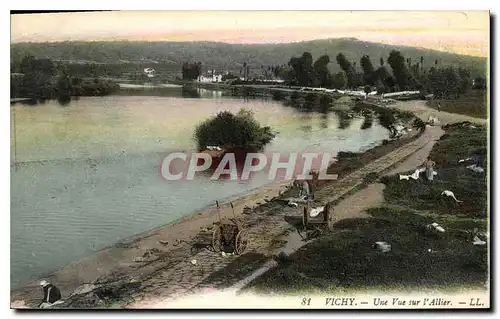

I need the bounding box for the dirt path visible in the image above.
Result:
[390,100,487,126]
[309,98,485,236]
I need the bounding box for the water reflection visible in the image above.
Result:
[334,110,354,130]
[57,96,72,106]
[320,113,328,129]
[361,114,374,130]
[182,87,201,98]
[299,113,313,132]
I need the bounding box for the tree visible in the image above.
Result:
[18,55,57,100]
[194,109,275,151]
[313,55,331,87]
[458,67,471,94]
[287,52,315,86]
[56,66,73,101]
[332,71,348,89]
[375,66,389,83]
[375,80,386,94]
[336,53,355,88]
[428,67,461,99]
[182,62,202,81]
[364,85,371,98]
[387,50,412,90]
[360,55,376,86]
[380,57,384,66]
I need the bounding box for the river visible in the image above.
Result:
[10,88,389,288]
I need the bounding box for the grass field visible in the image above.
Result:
[427,90,488,119]
[244,122,488,294]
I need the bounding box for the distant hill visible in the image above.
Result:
[10,38,487,77]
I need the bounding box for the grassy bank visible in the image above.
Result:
[244,121,488,294]
[381,121,487,218]
[427,90,488,119]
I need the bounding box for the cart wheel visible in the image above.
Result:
[302,206,308,227]
[235,229,249,255]
[212,225,223,252]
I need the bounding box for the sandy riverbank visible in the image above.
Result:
[10,176,293,308]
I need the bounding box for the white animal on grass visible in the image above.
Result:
[410,169,421,180]
[441,190,463,203]
[399,175,410,180]
[466,164,485,173]
[473,236,486,246]
[459,157,472,163]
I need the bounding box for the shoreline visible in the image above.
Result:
[10,95,424,308]
[10,177,295,307]
[10,127,422,307]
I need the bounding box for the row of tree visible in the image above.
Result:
[266,50,484,99]
[11,55,120,101]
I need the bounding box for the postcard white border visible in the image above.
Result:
[3,1,497,318]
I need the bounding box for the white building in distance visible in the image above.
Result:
[144,68,156,78]
[197,74,223,83]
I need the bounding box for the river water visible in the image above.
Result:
[10,88,389,288]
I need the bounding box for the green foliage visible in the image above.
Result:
[427,66,462,99]
[472,77,486,89]
[458,67,472,94]
[360,55,376,85]
[332,71,348,89]
[381,122,487,218]
[336,53,356,88]
[427,90,487,119]
[312,55,332,87]
[247,207,487,294]
[182,62,202,80]
[287,52,315,86]
[376,108,397,130]
[11,39,487,79]
[222,73,239,81]
[387,50,412,90]
[10,55,119,101]
[194,109,276,151]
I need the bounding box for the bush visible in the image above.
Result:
[194,109,276,151]
[377,108,397,130]
[272,90,285,101]
[413,118,426,131]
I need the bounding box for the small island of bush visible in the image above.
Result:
[194,109,276,152]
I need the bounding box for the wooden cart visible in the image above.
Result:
[212,201,249,255]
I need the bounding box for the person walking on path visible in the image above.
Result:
[422,156,436,182]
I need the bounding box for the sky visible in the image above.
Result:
[11,11,490,57]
